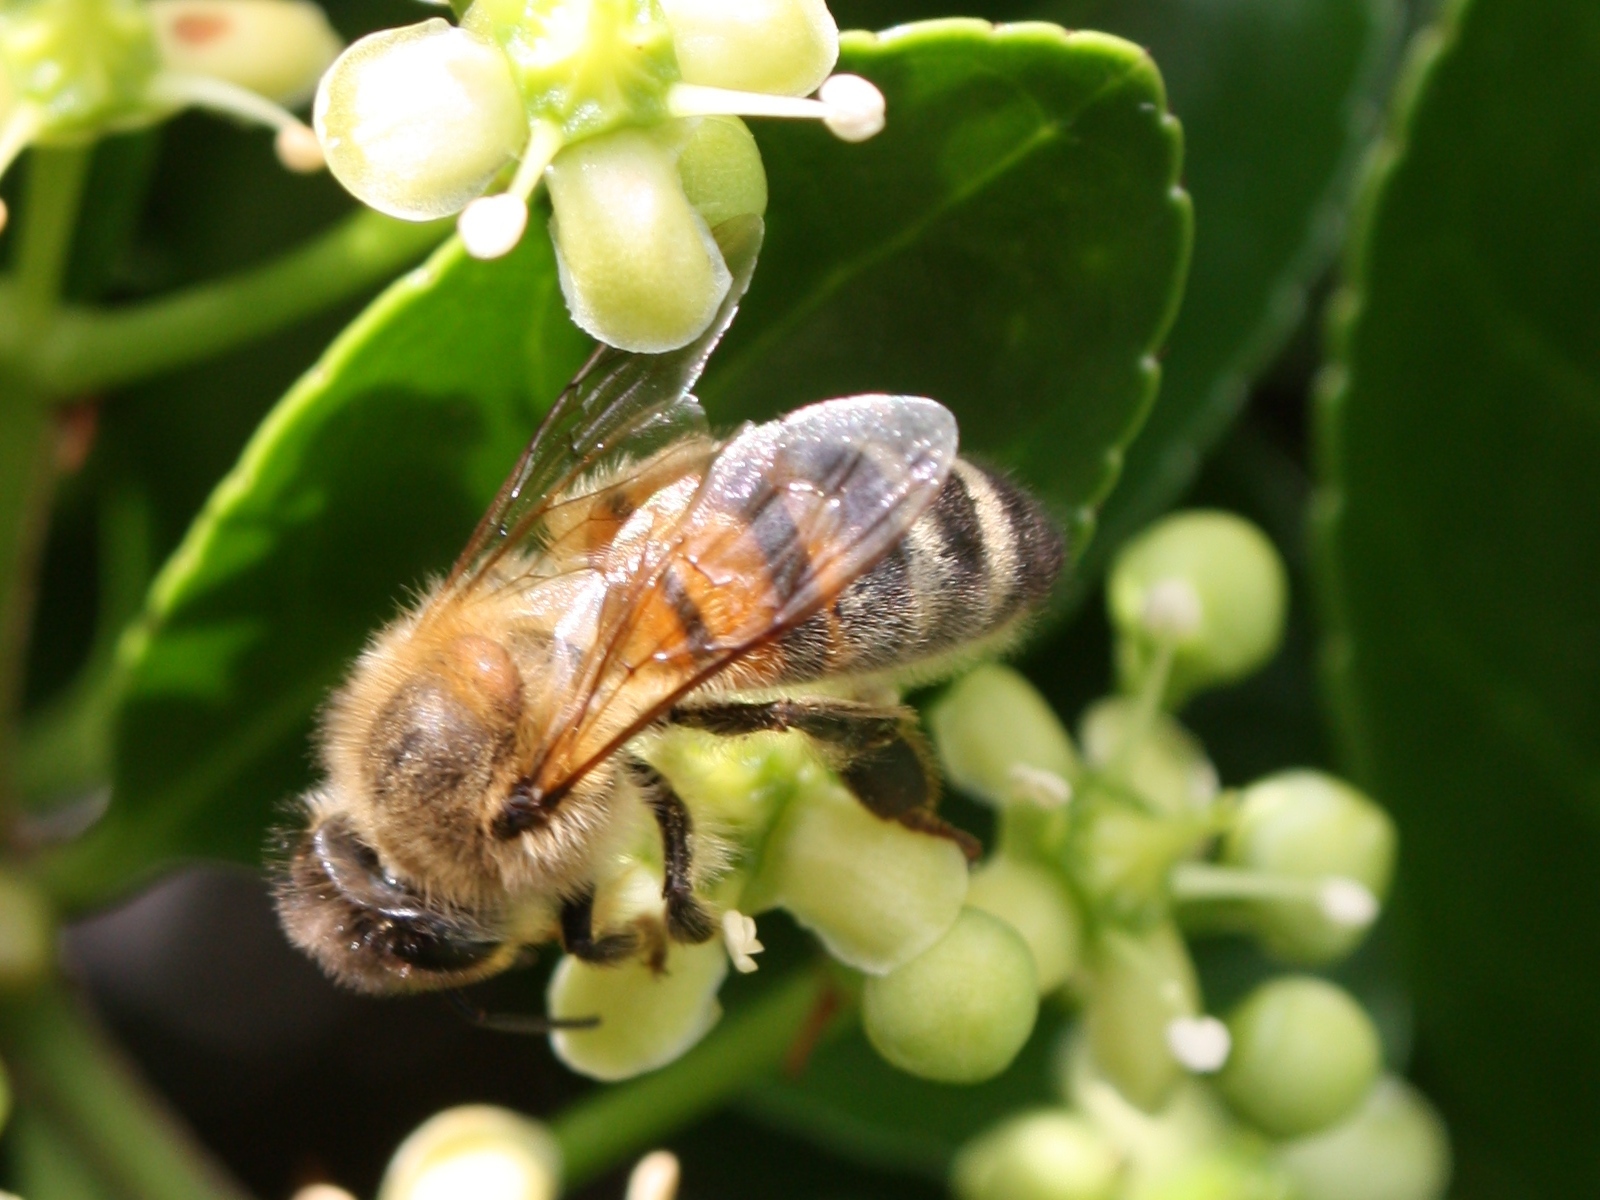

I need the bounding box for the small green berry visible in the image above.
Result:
[931,665,1079,809]
[1217,977,1382,1138]
[863,907,1038,1083]
[1275,1076,1451,1200]
[547,939,727,1081]
[966,855,1082,993]
[1108,511,1288,706]
[379,1105,559,1200]
[952,1111,1121,1200]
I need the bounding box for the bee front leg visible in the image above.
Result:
[560,887,639,964]
[626,760,717,945]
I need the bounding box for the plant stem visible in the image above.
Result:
[30,210,448,394]
[0,146,93,814]
[553,968,838,1189]
[0,981,254,1200]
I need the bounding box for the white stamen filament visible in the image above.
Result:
[1007,762,1072,809]
[668,74,887,143]
[458,119,564,260]
[1171,862,1382,928]
[1166,1015,1231,1073]
[626,1151,681,1200]
[147,73,323,172]
[722,909,764,973]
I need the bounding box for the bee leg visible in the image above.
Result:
[627,760,718,945]
[446,990,600,1035]
[669,700,981,861]
[839,725,982,862]
[667,697,905,753]
[560,888,638,965]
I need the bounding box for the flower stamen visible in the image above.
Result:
[458,117,564,260]
[666,72,885,142]
[146,72,323,171]
[721,908,764,973]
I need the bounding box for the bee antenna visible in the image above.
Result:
[445,989,601,1035]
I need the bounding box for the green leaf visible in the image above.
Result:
[1048,0,1403,589]
[705,20,1190,550]
[1314,0,1600,1192]
[43,20,1189,903]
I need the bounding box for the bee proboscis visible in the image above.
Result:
[275,217,1064,995]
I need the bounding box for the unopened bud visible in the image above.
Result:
[1276,1076,1451,1200]
[1079,698,1216,815]
[659,0,839,97]
[547,940,727,1081]
[149,0,341,105]
[966,855,1082,993]
[952,1111,1121,1200]
[1108,511,1288,706]
[931,665,1079,808]
[378,1106,559,1200]
[863,908,1038,1083]
[314,20,525,220]
[1216,977,1382,1138]
[547,129,732,352]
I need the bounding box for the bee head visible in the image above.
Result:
[273,801,519,994]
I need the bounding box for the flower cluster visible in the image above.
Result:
[931,510,1451,1200]
[0,0,339,228]
[312,0,884,352]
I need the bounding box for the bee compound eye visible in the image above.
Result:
[279,816,509,992]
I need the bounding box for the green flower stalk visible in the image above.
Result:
[313,0,885,350]
[0,0,340,229]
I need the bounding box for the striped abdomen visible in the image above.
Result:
[774,460,1064,685]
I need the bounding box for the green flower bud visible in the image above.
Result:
[863,907,1038,1083]
[1217,977,1382,1138]
[314,20,525,220]
[1108,511,1288,706]
[0,873,52,989]
[1079,698,1217,816]
[660,0,837,97]
[931,665,1079,809]
[547,939,727,1081]
[750,765,968,974]
[1222,772,1395,966]
[1133,1149,1294,1200]
[966,855,1082,994]
[1084,924,1215,1111]
[953,1111,1121,1200]
[547,127,732,352]
[379,1106,559,1200]
[1275,1077,1451,1200]
[148,0,339,105]
[0,0,159,138]
[666,115,767,227]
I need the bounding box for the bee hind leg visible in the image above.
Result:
[668,699,981,861]
[627,760,718,945]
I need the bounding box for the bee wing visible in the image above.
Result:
[539,394,960,794]
[446,215,765,590]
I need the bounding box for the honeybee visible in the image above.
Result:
[275,217,1064,995]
